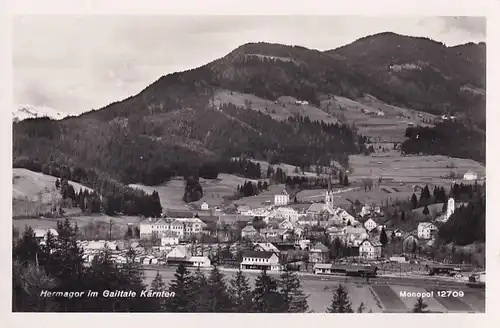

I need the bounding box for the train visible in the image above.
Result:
[313,263,378,277]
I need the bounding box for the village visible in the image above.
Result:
[31,180,484,285]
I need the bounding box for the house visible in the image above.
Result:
[260,227,291,240]
[363,218,378,232]
[200,202,209,211]
[359,239,382,259]
[161,231,179,246]
[273,207,299,221]
[33,228,59,242]
[293,227,305,238]
[237,205,251,214]
[331,207,357,226]
[274,189,290,206]
[279,219,295,230]
[254,242,280,254]
[314,263,334,275]
[377,111,385,116]
[240,251,281,271]
[393,229,404,238]
[309,242,330,263]
[417,222,438,240]
[166,245,188,260]
[241,224,258,239]
[463,170,478,181]
[186,256,211,268]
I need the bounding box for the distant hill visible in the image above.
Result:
[326,32,486,120]
[13,32,486,193]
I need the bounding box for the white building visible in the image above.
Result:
[33,228,59,242]
[188,256,211,267]
[363,218,378,232]
[200,202,209,211]
[463,170,478,181]
[272,207,299,221]
[274,189,290,206]
[417,222,438,240]
[161,231,179,246]
[359,239,382,259]
[240,251,281,271]
[140,217,206,239]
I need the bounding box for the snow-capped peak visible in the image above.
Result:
[13,104,73,122]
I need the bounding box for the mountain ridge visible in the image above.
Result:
[13,32,486,191]
[13,104,72,122]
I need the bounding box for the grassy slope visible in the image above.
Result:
[12,168,95,217]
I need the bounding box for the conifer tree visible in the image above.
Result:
[356,302,365,313]
[150,271,167,292]
[229,269,253,312]
[379,227,388,247]
[166,263,196,312]
[205,265,233,312]
[150,271,168,311]
[326,284,353,313]
[278,266,310,313]
[252,269,285,313]
[412,296,429,313]
[411,193,418,209]
[423,205,430,216]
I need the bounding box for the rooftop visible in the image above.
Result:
[242,251,276,259]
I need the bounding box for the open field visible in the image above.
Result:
[296,185,415,208]
[232,184,288,208]
[130,178,188,211]
[13,168,93,202]
[247,158,334,177]
[12,168,94,217]
[321,95,437,143]
[131,174,270,210]
[212,90,339,124]
[143,269,484,313]
[13,214,142,238]
[348,153,485,184]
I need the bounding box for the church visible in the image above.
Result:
[306,183,357,226]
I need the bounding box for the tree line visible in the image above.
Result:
[401,121,485,164]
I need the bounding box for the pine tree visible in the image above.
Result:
[150,271,168,311]
[191,266,209,312]
[400,211,406,221]
[150,271,167,292]
[343,175,349,186]
[166,263,196,312]
[205,265,233,312]
[55,178,60,189]
[412,296,429,313]
[423,205,430,216]
[379,227,388,247]
[411,193,418,209]
[326,284,353,313]
[356,302,365,313]
[252,269,285,313]
[229,269,253,312]
[278,266,310,313]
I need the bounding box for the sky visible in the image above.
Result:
[13,16,486,114]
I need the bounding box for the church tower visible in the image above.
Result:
[325,176,333,207]
[446,197,455,220]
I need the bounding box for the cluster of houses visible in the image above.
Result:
[29,184,447,272]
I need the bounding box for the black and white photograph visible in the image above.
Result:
[10,12,488,315]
